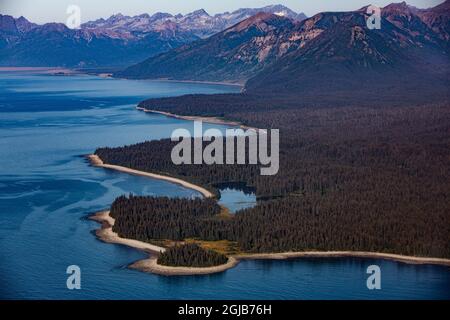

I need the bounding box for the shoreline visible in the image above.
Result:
[90,210,450,277]
[89,210,165,254]
[129,256,239,276]
[0,67,83,75]
[136,107,259,131]
[133,78,244,87]
[235,251,450,267]
[89,210,240,275]
[88,154,213,198]
[0,68,244,85]
[110,75,245,88]
[88,156,450,276]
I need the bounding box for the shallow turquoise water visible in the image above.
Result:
[0,71,449,300]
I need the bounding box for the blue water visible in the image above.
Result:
[218,188,256,213]
[0,71,449,300]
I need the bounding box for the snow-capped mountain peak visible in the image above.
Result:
[81,4,307,38]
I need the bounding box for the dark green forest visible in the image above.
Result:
[98,101,450,259]
[158,243,228,267]
[110,195,221,241]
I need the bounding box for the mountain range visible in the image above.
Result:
[83,5,306,38]
[0,5,306,67]
[118,12,300,81]
[246,1,449,97]
[121,1,449,104]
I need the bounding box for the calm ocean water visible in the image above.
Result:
[0,71,449,300]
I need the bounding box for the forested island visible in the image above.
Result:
[95,100,450,263]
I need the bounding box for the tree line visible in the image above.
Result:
[110,195,221,241]
[97,100,450,258]
[158,243,228,267]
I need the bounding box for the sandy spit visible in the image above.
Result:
[88,154,213,198]
[136,107,260,131]
[88,155,240,275]
[89,210,165,254]
[90,210,239,275]
[129,256,239,276]
[88,156,450,275]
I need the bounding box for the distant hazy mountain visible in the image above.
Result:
[118,13,301,81]
[0,4,306,67]
[0,14,198,67]
[83,5,306,38]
